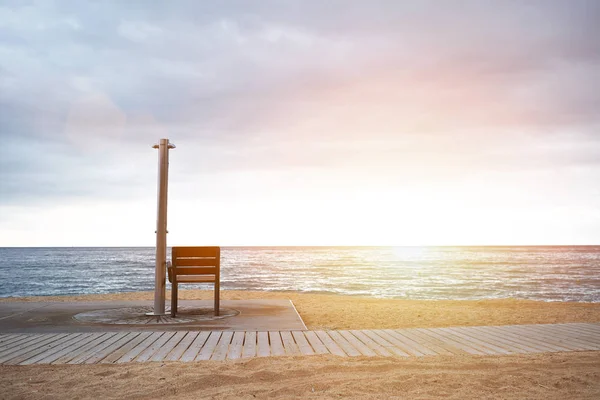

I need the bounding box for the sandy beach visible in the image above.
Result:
[3,289,600,329]
[2,290,599,399]
[1,352,598,399]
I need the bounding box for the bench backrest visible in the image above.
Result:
[171,246,220,276]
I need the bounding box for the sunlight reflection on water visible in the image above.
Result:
[0,246,599,301]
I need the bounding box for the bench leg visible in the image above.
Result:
[214,280,220,316]
[171,278,178,317]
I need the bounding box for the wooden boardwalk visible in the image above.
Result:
[0,323,598,365]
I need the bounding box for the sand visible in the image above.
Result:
[2,353,599,399]
[2,290,600,399]
[3,289,600,329]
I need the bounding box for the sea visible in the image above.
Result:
[0,246,599,302]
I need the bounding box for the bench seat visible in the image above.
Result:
[168,246,220,317]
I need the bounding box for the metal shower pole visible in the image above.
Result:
[148,138,176,316]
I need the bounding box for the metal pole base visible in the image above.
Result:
[145,312,168,316]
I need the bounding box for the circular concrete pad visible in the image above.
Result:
[73,306,239,325]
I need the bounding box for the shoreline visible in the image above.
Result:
[3,288,600,303]
[2,289,599,330]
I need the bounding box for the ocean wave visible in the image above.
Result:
[1,246,599,302]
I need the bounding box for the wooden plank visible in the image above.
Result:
[24,333,99,365]
[173,259,218,267]
[552,324,600,337]
[580,323,600,332]
[395,329,455,355]
[242,331,257,358]
[0,336,32,356]
[348,330,392,356]
[545,325,600,346]
[52,333,116,364]
[481,326,561,352]
[383,330,437,356]
[315,331,346,357]
[175,275,216,283]
[557,323,600,334]
[427,328,497,355]
[291,331,315,356]
[540,325,600,347]
[150,331,187,362]
[495,325,573,351]
[303,331,329,355]
[327,331,362,357]
[14,334,57,349]
[196,331,222,361]
[211,331,234,361]
[453,327,522,354]
[100,332,154,364]
[14,333,86,365]
[553,323,596,335]
[438,327,512,355]
[0,336,37,359]
[269,331,285,356]
[500,325,580,351]
[419,329,487,355]
[164,332,199,361]
[519,325,600,350]
[0,334,59,361]
[362,330,410,357]
[4,334,73,365]
[488,326,553,352]
[0,334,21,346]
[69,333,129,364]
[520,325,593,350]
[82,333,141,364]
[257,332,270,357]
[377,330,430,356]
[0,334,67,364]
[410,329,478,355]
[179,331,210,362]
[337,330,375,356]
[0,334,37,347]
[135,332,177,362]
[561,329,600,345]
[172,266,218,276]
[478,326,553,352]
[280,331,300,355]
[116,332,164,363]
[585,324,600,332]
[173,246,219,258]
[420,329,490,355]
[7,334,77,365]
[0,335,20,351]
[460,326,539,353]
[227,331,245,360]
[0,334,34,350]
[531,324,600,346]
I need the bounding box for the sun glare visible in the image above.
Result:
[391,246,428,259]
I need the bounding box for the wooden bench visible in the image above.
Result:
[167,246,220,317]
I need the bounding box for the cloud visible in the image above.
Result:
[117,21,163,43]
[0,0,599,209]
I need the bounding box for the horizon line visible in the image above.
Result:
[1,244,599,249]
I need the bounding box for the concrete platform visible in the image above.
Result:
[0,300,307,333]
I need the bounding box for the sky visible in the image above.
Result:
[0,0,599,246]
